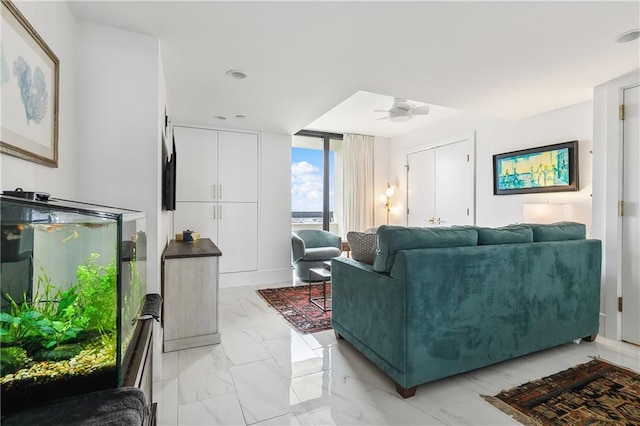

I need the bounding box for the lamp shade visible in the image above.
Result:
[522,203,564,224]
[385,185,396,198]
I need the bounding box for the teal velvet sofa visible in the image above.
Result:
[331,222,602,398]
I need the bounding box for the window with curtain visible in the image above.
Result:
[343,133,374,233]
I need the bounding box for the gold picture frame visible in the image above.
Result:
[1,0,59,167]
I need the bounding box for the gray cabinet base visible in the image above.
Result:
[163,332,221,352]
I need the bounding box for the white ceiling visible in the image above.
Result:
[68,1,640,138]
[306,91,463,138]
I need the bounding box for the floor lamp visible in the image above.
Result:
[379,183,396,225]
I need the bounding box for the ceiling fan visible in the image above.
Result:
[374,98,430,122]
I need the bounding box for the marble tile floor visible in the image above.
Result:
[153,282,640,426]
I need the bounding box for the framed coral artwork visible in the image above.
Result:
[1,0,59,167]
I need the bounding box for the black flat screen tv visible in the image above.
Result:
[163,135,177,211]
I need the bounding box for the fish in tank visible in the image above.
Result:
[0,196,147,415]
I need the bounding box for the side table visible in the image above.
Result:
[162,238,222,352]
[308,266,332,312]
[342,241,351,258]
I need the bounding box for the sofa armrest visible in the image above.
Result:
[324,232,342,249]
[331,257,408,381]
[291,233,306,263]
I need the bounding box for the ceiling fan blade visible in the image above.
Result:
[376,116,390,121]
[411,105,430,115]
[373,109,390,113]
[395,101,412,112]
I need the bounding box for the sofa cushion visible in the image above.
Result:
[530,222,586,241]
[373,225,478,273]
[477,226,533,245]
[347,231,377,264]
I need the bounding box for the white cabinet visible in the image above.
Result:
[173,202,218,242]
[174,127,257,203]
[173,126,259,274]
[162,239,221,352]
[173,202,258,273]
[218,131,258,202]
[175,126,218,202]
[217,203,258,273]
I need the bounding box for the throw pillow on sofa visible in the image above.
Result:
[347,231,377,264]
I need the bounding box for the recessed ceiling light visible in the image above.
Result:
[212,115,227,120]
[235,114,245,119]
[616,29,640,43]
[226,70,247,79]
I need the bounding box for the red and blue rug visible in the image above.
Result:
[484,358,640,425]
[257,284,332,334]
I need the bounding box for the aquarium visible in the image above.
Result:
[0,195,146,414]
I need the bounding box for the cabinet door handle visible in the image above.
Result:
[219,205,223,220]
[428,217,435,224]
[219,185,223,200]
[213,185,217,200]
[213,205,216,220]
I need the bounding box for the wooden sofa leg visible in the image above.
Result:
[395,383,417,398]
[582,334,597,342]
[334,331,344,340]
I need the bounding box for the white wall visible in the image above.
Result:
[75,22,163,294]
[258,132,294,284]
[157,46,173,278]
[1,1,78,198]
[373,136,391,226]
[389,102,594,232]
[593,69,640,339]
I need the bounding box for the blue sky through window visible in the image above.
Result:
[291,147,334,213]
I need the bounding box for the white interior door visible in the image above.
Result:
[434,140,474,226]
[174,126,218,201]
[407,134,475,227]
[407,149,435,227]
[622,84,640,345]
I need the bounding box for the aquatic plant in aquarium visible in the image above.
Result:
[0,195,146,414]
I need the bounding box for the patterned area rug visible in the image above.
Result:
[257,284,332,334]
[483,358,640,425]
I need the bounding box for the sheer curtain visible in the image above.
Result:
[343,133,374,232]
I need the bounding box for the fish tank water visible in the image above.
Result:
[0,195,146,414]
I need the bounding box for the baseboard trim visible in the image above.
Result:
[220,268,292,288]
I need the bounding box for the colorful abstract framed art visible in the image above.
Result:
[493,141,578,195]
[1,0,59,167]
